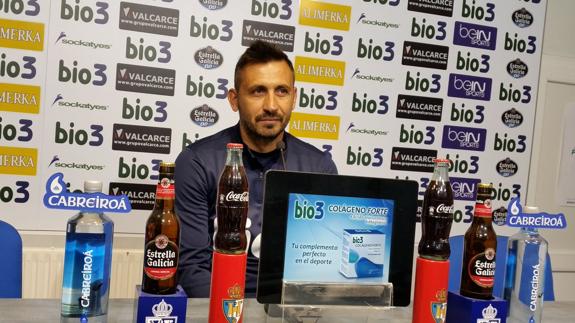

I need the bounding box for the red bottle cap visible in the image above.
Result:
[227,143,243,149]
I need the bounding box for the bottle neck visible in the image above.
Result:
[154,197,174,211]
[521,226,539,234]
[431,162,450,183]
[226,148,244,166]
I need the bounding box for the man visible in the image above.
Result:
[175,40,338,297]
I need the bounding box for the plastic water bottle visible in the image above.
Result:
[504,206,547,323]
[61,181,114,323]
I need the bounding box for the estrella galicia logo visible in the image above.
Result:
[190,104,219,127]
[109,182,156,210]
[194,46,223,69]
[396,94,443,122]
[453,21,497,51]
[112,123,171,154]
[119,2,179,37]
[502,108,523,128]
[441,125,487,151]
[402,41,449,70]
[513,8,533,28]
[199,0,227,10]
[492,206,507,226]
[407,0,453,17]
[450,177,481,201]
[242,20,295,52]
[507,59,528,78]
[390,147,437,173]
[116,63,176,96]
[447,73,492,101]
[496,158,518,177]
[44,173,131,213]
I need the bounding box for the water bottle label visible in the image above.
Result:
[144,234,178,280]
[468,249,496,287]
[518,243,542,311]
[507,198,567,229]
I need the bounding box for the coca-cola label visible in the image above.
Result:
[468,248,496,288]
[144,234,178,280]
[155,177,175,199]
[435,203,454,214]
[220,191,249,203]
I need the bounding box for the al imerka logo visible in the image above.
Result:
[43,173,131,213]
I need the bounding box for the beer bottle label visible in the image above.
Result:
[474,198,492,218]
[144,234,178,280]
[467,248,496,287]
[156,177,175,199]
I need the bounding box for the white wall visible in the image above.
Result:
[17,0,575,300]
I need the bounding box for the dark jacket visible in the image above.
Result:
[175,124,338,297]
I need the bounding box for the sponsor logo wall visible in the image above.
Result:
[0,0,547,234]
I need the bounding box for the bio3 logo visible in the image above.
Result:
[461,0,495,22]
[60,0,109,24]
[299,87,338,110]
[498,83,532,104]
[504,32,536,54]
[125,37,171,64]
[400,124,435,145]
[122,97,167,122]
[363,0,399,6]
[357,38,394,61]
[450,102,485,124]
[352,92,389,115]
[405,71,441,93]
[0,181,29,203]
[456,51,490,73]
[186,75,229,99]
[493,132,527,153]
[410,17,447,41]
[0,117,33,142]
[251,0,292,20]
[304,32,343,56]
[446,153,479,174]
[490,182,521,202]
[54,121,103,146]
[58,60,107,86]
[0,0,40,16]
[0,53,36,80]
[346,146,383,167]
[118,157,161,180]
[294,199,324,220]
[190,15,233,41]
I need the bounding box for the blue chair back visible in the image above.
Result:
[448,235,554,300]
[0,220,22,298]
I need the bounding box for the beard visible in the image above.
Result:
[239,111,290,144]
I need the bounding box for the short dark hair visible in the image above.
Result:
[234,40,294,89]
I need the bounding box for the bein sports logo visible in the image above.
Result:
[441,125,486,151]
[450,177,481,201]
[453,21,497,51]
[448,73,492,101]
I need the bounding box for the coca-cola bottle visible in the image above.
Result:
[418,158,454,260]
[209,143,249,323]
[215,143,249,253]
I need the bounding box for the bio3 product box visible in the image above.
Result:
[340,229,385,278]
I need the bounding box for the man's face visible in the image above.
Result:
[228,60,296,144]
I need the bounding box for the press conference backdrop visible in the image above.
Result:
[0,0,547,234]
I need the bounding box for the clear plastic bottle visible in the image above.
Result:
[504,206,547,323]
[61,181,114,323]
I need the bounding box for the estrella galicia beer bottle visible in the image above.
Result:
[142,162,180,294]
[460,183,497,299]
[209,143,249,323]
[418,158,454,260]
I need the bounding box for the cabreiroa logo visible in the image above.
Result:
[194,46,223,69]
[289,112,340,140]
[109,182,156,210]
[396,94,443,122]
[0,18,44,51]
[402,41,449,70]
[0,146,37,175]
[0,83,41,114]
[299,0,351,31]
[242,20,295,52]
[407,0,454,17]
[116,63,176,96]
[390,147,437,173]
[112,123,172,154]
[295,56,345,86]
[119,2,179,37]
